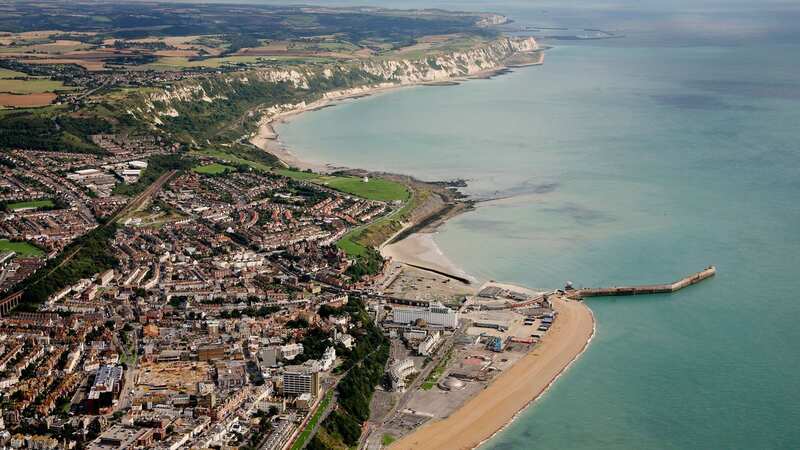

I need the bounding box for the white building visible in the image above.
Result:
[320,346,336,371]
[388,359,417,392]
[98,269,115,287]
[417,331,441,356]
[393,302,459,329]
[336,333,354,350]
[280,343,304,361]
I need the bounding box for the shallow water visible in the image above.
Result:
[276,1,800,447]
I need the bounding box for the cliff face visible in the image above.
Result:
[356,36,537,83]
[130,36,537,132]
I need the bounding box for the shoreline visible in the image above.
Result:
[249,81,410,173]
[248,52,596,450]
[248,64,524,174]
[391,296,595,450]
[474,304,596,449]
[381,232,476,285]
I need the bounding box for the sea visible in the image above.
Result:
[266,0,800,448]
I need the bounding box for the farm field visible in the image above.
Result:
[0,68,27,78]
[0,92,56,107]
[0,69,71,108]
[0,78,67,94]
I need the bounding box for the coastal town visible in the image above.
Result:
[0,2,588,450]
[0,121,594,450]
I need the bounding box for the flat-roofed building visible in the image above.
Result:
[393,302,459,329]
[282,364,320,397]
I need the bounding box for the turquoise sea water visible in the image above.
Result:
[275,1,800,448]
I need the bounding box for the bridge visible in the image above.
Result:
[568,266,716,299]
[0,291,22,317]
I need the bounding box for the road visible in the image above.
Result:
[360,324,465,449]
[115,328,139,412]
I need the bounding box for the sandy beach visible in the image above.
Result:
[247,65,522,173]
[248,82,410,173]
[248,107,330,172]
[390,296,595,450]
[381,232,475,283]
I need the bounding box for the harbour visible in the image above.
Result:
[569,266,716,298]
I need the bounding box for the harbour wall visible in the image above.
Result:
[571,266,716,298]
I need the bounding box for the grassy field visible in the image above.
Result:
[144,55,331,70]
[6,199,54,210]
[191,149,273,171]
[335,184,427,257]
[290,389,334,450]
[0,68,27,78]
[145,55,263,68]
[0,78,69,94]
[191,151,417,257]
[192,162,235,174]
[192,152,408,202]
[0,239,44,257]
[337,229,371,257]
[0,41,92,54]
[421,349,452,390]
[276,169,409,202]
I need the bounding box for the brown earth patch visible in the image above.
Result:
[154,49,198,57]
[23,58,106,71]
[0,92,56,107]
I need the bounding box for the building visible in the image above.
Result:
[85,365,123,414]
[86,425,151,450]
[258,347,278,369]
[98,269,115,287]
[197,344,226,361]
[320,346,336,371]
[388,359,417,392]
[417,331,441,356]
[393,302,459,329]
[336,333,354,350]
[216,361,247,390]
[282,364,320,396]
[280,343,303,361]
[295,392,313,411]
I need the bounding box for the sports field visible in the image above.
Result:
[0,239,44,256]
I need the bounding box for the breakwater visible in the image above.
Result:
[570,266,716,298]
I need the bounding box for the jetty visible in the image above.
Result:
[568,266,716,298]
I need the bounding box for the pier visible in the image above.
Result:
[569,266,716,298]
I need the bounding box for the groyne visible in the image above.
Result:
[570,266,716,298]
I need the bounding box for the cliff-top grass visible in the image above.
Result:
[275,169,410,202]
[192,163,235,175]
